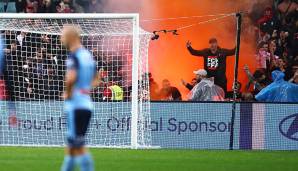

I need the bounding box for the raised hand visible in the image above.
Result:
[243,64,249,71]
[186,40,192,48]
[181,79,187,86]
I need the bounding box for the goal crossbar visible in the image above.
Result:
[0,13,139,19]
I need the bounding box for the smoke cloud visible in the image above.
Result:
[98,0,274,98]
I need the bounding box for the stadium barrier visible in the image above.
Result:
[151,102,298,150]
[0,101,297,150]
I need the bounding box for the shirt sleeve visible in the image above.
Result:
[222,47,236,56]
[185,83,194,91]
[66,54,79,71]
[187,46,206,56]
[172,87,182,100]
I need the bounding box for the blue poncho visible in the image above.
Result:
[255,70,298,102]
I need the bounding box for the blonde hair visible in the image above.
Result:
[62,24,81,39]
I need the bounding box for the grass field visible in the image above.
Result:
[0,147,297,171]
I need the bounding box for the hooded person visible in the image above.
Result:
[255,70,298,102]
[188,69,225,101]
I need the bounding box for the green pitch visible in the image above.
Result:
[0,147,297,171]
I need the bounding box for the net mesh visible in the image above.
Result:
[0,16,151,147]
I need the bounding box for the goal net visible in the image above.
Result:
[0,14,151,148]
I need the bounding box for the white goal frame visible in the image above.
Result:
[0,13,143,149]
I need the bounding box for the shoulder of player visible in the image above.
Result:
[74,48,92,59]
[77,47,91,55]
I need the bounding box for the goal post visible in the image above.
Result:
[0,13,152,148]
[131,14,140,149]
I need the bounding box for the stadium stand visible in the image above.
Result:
[1,0,298,102]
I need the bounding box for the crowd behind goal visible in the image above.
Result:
[1,0,298,102]
[0,29,135,101]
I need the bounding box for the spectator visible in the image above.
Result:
[3,0,9,12]
[16,31,25,47]
[148,73,159,100]
[289,70,298,84]
[181,78,197,91]
[56,0,74,13]
[8,0,102,13]
[159,79,182,101]
[108,84,124,101]
[273,57,288,73]
[188,69,225,101]
[226,81,242,100]
[257,7,280,35]
[43,65,60,99]
[102,86,112,101]
[292,32,298,57]
[3,40,24,101]
[15,0,27,13]
[288,60,298,82]
[276,29,291,57]
[74,0,90,12]
[278,0,298,25]
[244,65,270,94]
[186,38,235,93]
[242,92,255,101]
[38,0,56,13]
[181,69,206,91]
[255,41,270,70]
[25,0,39,13]
[255,70,298,102]
[283,10,298,40]
[268,40,280,72]
[88,0,102,13]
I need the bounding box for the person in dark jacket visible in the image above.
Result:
[15,0,27,13]
[181,78,197,91]
[186,38,235,93]
[159,79,182,101]
[226,81,242,100]
[181,69,207,91]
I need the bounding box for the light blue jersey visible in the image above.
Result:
[0,34,4,76]
[66,47,96,111]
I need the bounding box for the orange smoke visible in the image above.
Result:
[103,0,271,99]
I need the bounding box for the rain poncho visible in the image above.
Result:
[255,70,298,102]
[188,78,225,101]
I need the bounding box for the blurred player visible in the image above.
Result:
[60,25,98,171]
[0,33,18,127]
[0,33,3,76]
